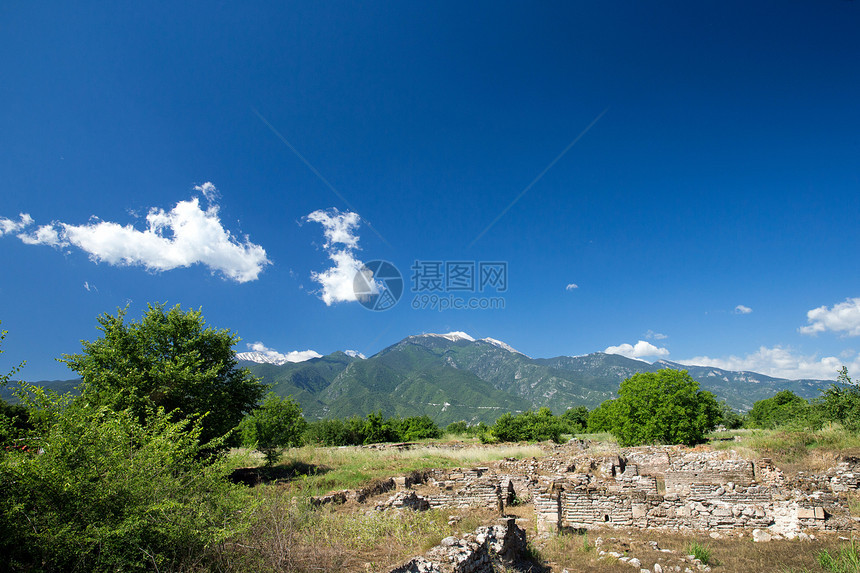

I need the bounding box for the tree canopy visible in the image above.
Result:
[239,393,307,465]
[62,304,265,445]
[611,369,720,447]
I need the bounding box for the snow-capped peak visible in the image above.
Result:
[480,337,528,357]
[236,343,322,365]
[344,350,366,359]
[419,331,475,342]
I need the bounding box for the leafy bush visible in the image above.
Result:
[611,369,720,446]
[0,383,255,572]
[747,390,812,429]
[446,420,469,435]
[395,415,443,441]
[240,393,307,465]
[491,407,565,443]
[303,412,442,446]
[560,405,589,433]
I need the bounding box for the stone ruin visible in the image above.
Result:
[389,518,528,573]
[530,447,860,539]
[306,444,860,571]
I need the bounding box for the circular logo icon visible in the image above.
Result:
[353,260,403,311]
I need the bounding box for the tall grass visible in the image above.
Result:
[818,539,860,573]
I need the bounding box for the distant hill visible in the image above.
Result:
[241,333,836,424]
[4,332,836,424]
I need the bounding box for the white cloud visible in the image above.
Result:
[194,182,219,203]
[678,345,857,380]
[734,305,753,314]
[645,330,668,340]
[83,281,98,293]
[248,341,322,363]
[800,298,860,337]
[19,224,67,247]
[0,213,33,235]
[604,340,670,359]
[306,208,376,305]
[565,283,578,291]
[1,186,270,283]
[307,209,361,250]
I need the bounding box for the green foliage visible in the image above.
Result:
[688,541,713,565]
[395,415,443,441]
[446,420,469,435]
[586,399,617,433]
[303,412,442,446]
[560,405,590,432]
[747,390,812,429]
[611,370,721,447]
[817,539,860,572]
[0,323,33,451]
[716,400,745,429]
[0,382,255,572]
[240,393,307,466]
[818,367,860,432]
[62,303,265,446]
[491,407,566,443]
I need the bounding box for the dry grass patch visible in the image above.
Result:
[533,528,857,573]
[221,487,506,572]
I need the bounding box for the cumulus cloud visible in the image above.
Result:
[645,330,667,340]
[0,184,270,282]
[678,345,855,380]
[247,342,322,363]
[565,283,578,291]
[306,208,376,305]
[194,182,219,203]
[19,224,67,247]
[0,213,34,235]
[800,298,860,337]
[604,340,670,359]
[734,305,753,315]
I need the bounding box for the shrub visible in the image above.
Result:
[0,383,255,572]
[240,393,307,465]
[491,408,565,443]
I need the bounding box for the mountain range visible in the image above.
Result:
[237,332,835,425]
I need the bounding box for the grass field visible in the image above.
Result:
[215,430,860,572]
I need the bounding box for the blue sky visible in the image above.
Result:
[2,1,860,382]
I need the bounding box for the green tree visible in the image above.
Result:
[240,393,307,465]
[586,399,617,433]
[396,415,442,441]
[747,390,810,429]
[491,408,565,443]
[62,304,265,446]
[612,370,720,447]
[0,322,31,450]
[818,367,860,432]
[561,405,590,432]
[0,382,254,572]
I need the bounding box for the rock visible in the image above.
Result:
[628,557,641,567]
[654,564,664,573]
[798,532,811,542]
[752,529,772,543]
[440,536,458,547]
[709,532,722,539]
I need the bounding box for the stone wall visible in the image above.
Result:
[389,518,527,573]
